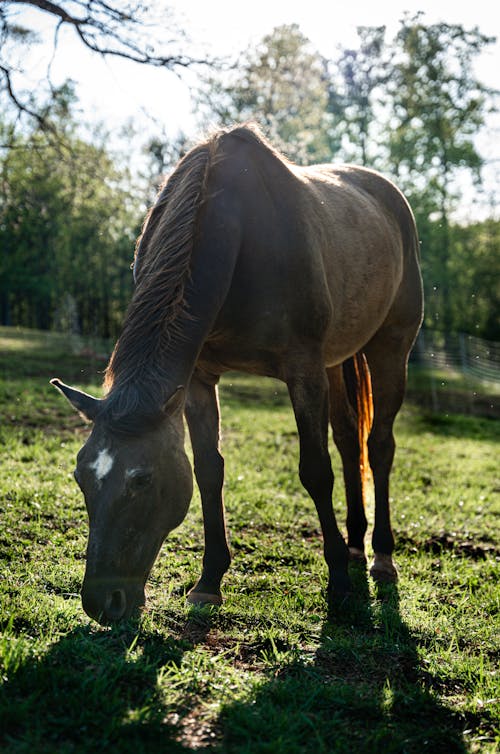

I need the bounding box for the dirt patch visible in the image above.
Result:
[167,706,222,749]
[398,532,500,560]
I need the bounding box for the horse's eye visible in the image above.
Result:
[127,470,153,492]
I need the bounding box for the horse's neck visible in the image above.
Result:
[113,317,204,397]
[109,178,241,404]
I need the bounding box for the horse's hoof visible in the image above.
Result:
[370,554,398,583]
[327,572,352,607]
[186,590,223,606]
[349,547,367,564]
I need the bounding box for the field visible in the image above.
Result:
[1,326,499,753]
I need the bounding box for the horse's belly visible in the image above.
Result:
[322,282,400,366]
[322,231,405,364]
[197,340,286,380]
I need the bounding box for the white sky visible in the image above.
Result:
[11,1,499,133]
[6,1,500,217]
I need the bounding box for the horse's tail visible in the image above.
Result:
[342,352,374,507]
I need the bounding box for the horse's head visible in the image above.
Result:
[51,379,193,624]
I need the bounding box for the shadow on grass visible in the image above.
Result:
[1,571,482,754]
[402,404,500,442]
[0,610,212,754]
[216,564,470,754]
[1,572,481,754]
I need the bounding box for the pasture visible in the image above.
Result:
[0,326,499,753]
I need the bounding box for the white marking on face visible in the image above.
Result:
[90,448,114,484]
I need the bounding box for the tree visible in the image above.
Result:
[0,0,208,133]
[142,130,189,205]
[0,94,141,337]
[386,15,497,332]
[328,26,389,166]
[196,24,337,164]
[449,219,500,339]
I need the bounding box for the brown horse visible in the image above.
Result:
[52,124,423,623]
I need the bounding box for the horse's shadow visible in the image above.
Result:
[217,563,469,754]
[1,575,471,753]
[0,608,212,753]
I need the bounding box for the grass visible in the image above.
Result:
[1,325,499,753]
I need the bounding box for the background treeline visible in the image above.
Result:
[0,86,139,339]
[1,15,499,340]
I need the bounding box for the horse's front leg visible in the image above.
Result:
[184,371,231,605]
[287,361,351,605]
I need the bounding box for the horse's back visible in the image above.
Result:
[302,162,418,269]
[294,163,421,363]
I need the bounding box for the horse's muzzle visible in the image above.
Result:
[81,577,145,624]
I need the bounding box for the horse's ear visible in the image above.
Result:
[162,386,185,416]
[50,379,101,422]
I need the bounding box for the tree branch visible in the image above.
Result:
[4,0,209,68]
[11,0,81,24]
[0,0,217,135]
[0,63,47,127]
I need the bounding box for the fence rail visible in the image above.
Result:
[408,330,499,417]
[412,330,500,383]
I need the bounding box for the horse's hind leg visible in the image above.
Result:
[327,365,367,561]
[287,357,350,603]
[364,331,414,582]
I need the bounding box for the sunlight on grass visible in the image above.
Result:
[1,328,499,753]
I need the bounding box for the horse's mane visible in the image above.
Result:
[102,123,290,421]
[104,135,218,394]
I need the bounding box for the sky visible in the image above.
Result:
[6,0,500,216]
[11,0,499,132]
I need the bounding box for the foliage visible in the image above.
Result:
[447,220,500,340]
[387,15,496,333]
[142,131,190,205]
[388,16,492,196]
[196,25,336,164]
[414,215,500,336]
[327,25,390,166]
[0,94,140,337]
[0,328,499,752]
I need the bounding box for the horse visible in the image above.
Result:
[51,124,423,624]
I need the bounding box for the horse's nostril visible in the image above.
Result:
[104,588,126,620]
[82,578,145,624]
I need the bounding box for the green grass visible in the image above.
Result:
[1,326,499,753]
